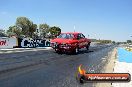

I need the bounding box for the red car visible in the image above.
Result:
[50,32,91,54]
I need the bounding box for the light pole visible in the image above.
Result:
[88,35,89,38]
[74,26,76,32]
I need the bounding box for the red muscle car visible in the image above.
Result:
[50,32,91,54]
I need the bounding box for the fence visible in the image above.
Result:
[17,38,50,48]
[0,37,51,48]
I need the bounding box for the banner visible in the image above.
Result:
[0,37,17,48]
[17,38,51,48]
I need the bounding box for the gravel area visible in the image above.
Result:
[96,48,132,87]
[112,48,132,87]
[112,61,132,87]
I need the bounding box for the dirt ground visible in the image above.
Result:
[96,48,117,87]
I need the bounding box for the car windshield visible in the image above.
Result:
[58,33,74,39]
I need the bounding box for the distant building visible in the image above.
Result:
[90,39,97,42]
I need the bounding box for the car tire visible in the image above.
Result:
[55,49,62,54]
[73,47,79,55]
[86,43,90,51]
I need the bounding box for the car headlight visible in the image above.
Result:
[51,42,58,48]
[51,42,55,46]
[55,42,59,46]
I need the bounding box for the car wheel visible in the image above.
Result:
[55,49,62,54]
[73,47,79,54]
[86,43,90,50]
[55,48,58,52]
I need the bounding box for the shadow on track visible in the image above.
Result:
[78,50,94,54]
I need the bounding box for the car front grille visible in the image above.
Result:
[60,44,66,48]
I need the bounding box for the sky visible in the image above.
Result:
[0,0,132,42]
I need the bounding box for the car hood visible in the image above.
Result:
[51,38,75,44]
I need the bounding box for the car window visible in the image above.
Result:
[58,34,66,38]
[77,33,85,39]
[81,34,85,38]
[77,34,81,39]
[58,33,74,39]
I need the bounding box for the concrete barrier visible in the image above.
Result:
[17,38,50,48]
[0,37,17,48]
[0,37,51,48]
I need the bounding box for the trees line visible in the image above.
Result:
[6,17,61,39]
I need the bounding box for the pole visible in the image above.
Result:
[88,35,89,38]
[74,26,75,32]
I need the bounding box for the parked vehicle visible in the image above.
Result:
[50,32,91,54]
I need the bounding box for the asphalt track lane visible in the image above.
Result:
[0,45,108,68]
[0,45,115,87]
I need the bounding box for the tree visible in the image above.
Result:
[29,22,37,38]
[16,17,37,38]
[96,39,112,44]
[16,17,31,37]
[49,26,61,38]
[112,41,116,44]
[127,40,131,43]
[39,23,49,38]
[6,16,62,39]
[6,25,22,37]
[0,30,7,37]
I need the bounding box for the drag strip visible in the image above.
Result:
[0,44,115,87]
[0,44,111,72]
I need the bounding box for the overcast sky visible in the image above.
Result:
[0,0,132,42]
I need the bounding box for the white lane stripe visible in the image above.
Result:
[0,47,52,53]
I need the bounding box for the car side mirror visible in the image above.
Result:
[77,36,80,40]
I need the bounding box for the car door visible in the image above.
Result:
[77,33,85,48]
[80,33,87,47]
